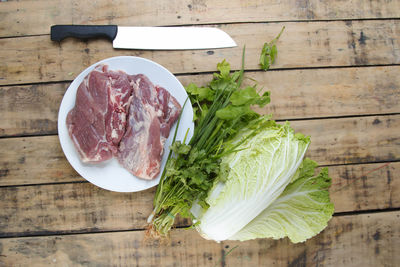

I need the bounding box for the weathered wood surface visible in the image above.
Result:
[1,66,400,137]
[224,211,400,267]
[0,162,398,237]
[0,211,398,266]
[1,20,400,85]
[0,136,80,186]
[1,115,399,186]
[1,0,399,265]
[328,162,399,212]
[291,115,400,165]
[2,0,400,38]
[0,83,68,137]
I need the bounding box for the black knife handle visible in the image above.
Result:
[50,25,118,42]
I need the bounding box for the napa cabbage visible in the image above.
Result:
[192,117,334,243]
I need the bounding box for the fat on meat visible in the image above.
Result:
[66,65,132,163]
[117,74,182,180]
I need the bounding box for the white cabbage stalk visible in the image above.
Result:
[192,119,310,241]
[230,158,334,243]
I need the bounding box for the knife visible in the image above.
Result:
[50,25,236,50]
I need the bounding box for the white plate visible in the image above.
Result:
[58,56,194,192]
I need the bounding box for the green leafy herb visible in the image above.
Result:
[259,26,285,71]
[216,105,252,120]
[147,48,271,237]
[185,83,215,102]
[230,86,270,106]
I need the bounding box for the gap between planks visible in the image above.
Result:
[2,63,400,88]
[1,17,400,40]
[1,112,399,139]
[2,20,400,85]
[1,158,398,188]
[0,208,399,240]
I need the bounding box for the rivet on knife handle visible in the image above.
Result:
[50,25,118,42]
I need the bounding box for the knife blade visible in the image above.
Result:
[50,25,237,50]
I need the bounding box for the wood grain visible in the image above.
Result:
[291,115,400,165]
[0,0,399,265]
[1,0,400,38]
[1,20,399,85]
[328,162,399,212]
[0,211,398,266]
[224,211,400,267]
[1,66,399,137]
[0,83,68,137]
[1,115,399,186]
[0,183,159,237]
[183,65,400,119]
[0,161,398,237]
[0,136,81,186]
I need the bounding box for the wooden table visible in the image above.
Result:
[1,1,399,266]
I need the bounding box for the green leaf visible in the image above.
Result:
[289,157,318,183]
[229,159,334,243]
[230,71,242,83]
[216,60,231,79]
[215,105,251,120]
[185,82,198,94]
[259,26,285,71]
[255,91,271,107]
[199,103,209,121]
[230,86,260,106]
[185,83,215,101]
[229,87,270,108]
[210,78,230,92]
[170,141,191,155]
[270,44,278,63]
[192,107,199,122]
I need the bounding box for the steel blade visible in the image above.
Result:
[113,26,236,50]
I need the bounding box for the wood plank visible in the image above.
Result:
[0,83,67,137]
[0,183,158,237]
[0,211,398,266]
[223,211,400,267]
[291,115,400,166]
[184,65,400,119]
[0,136,81,186]
[1,20,399,85]
[2,0,400,38]
[2,66,400,137]
[329,162,400,212]
[1,115,399,186]
[0,161,398,237]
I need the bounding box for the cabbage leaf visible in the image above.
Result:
[229,158,334,243]
[194,118,311,241]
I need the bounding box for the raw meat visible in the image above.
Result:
[66,65,132,163]
[156,85,182,139]
[67,65,182,180]
[117,74,182,180]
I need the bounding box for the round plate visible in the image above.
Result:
[58,56,194,192]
